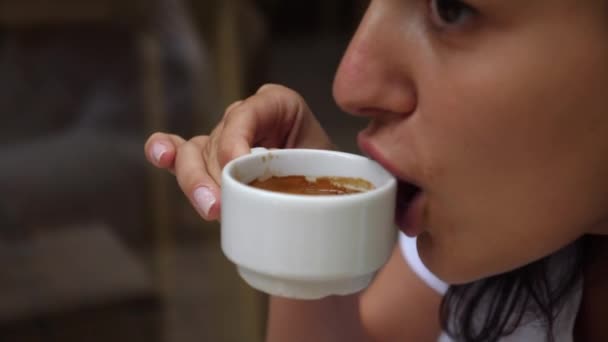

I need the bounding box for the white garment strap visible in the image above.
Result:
[399,233,449,295]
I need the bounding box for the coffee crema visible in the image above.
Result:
[248,175,374,195]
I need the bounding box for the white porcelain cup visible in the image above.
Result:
[221,148,397,299]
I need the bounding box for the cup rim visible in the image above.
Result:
[222,148,397,202]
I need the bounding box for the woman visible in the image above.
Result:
[145,0,608,340]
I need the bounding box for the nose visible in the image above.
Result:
[333,3,417,119]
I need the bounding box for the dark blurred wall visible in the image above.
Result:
[0,0,214,245]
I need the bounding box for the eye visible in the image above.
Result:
[429,0,476,29]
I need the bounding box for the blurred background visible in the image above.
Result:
[0,0,368,341]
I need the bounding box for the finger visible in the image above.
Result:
[223,100,244,118]
[217,84,308,168]
[145,132,187,170]
[189,135,223,187]
[257,84,333,150]
[174,137,221,221]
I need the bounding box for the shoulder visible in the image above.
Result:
[359,238,443,341]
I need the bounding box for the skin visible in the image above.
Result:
[145,0,608,340]
[334,0,608,283]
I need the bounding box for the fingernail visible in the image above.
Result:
[151,143,167,163]
[193,187,216,217]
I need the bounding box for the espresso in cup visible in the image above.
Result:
[248,175,374,195]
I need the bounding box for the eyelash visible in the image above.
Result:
[428,0,476,30]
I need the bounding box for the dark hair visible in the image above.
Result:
[440,237,587,342]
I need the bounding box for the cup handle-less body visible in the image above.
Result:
[221,148,397,300]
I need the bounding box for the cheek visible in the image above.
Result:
[414,51,608,283]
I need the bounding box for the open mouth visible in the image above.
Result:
[355,134,425,235]
[395,180,423,235]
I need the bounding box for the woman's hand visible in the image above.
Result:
[144,84,333,221]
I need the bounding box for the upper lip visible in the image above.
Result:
[357,132,422,188]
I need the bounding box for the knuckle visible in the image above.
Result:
[190,135,210,148]
[256,83,277,93]
[216,144,233,168]
[202,136,215,161]
[176,139,192,156]
[260,83,297,98]
[223,100,243,119]
[222,104,249,127]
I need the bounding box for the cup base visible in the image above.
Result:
[237,266,374,300]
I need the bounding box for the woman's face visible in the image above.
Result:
[333,0,608,283]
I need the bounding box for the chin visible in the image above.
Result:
[416,233,493,285]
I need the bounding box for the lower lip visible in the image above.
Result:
[396,192,426,237]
